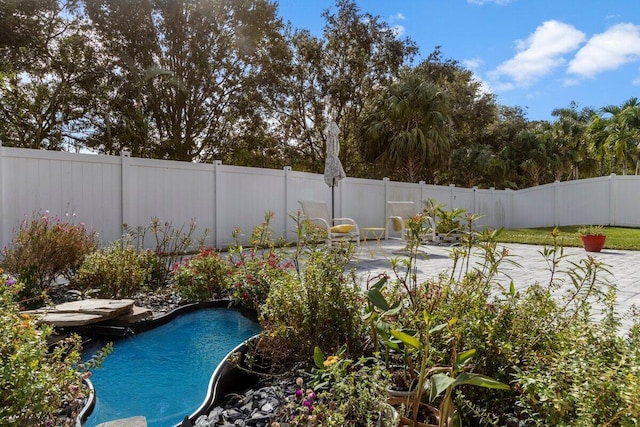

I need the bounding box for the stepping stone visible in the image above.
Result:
[96,416,147,427]
[115,305,153,323]
[27,299,135,327]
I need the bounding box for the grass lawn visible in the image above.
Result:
[496,226,640,251]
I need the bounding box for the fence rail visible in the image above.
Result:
[1,146,639,249]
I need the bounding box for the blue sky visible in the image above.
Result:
[275,0,640,122]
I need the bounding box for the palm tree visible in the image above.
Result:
[601,97,640,175]
[550,103,594,180]
[585,114,613,176]
[360,72,451,182]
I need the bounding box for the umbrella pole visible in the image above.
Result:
[331,178,335,219]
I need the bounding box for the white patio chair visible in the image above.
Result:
[298,200,360,246]
[385,201,436,243]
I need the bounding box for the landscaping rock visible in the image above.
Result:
[199,380,292,426]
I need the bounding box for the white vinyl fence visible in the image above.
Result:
[1,146,639,250]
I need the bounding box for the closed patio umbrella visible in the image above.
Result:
[324,121,346,218]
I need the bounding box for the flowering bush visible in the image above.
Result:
[73,241,150,298]
[1,211,97,307]
[227,250,293,311]
[276,360,393,427]
[170,249,230,303]
[0,273,86,426]
[227,212,293,311]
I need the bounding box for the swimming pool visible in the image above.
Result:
[83,307,261,427]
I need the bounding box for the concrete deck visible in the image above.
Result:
[351,239,640,333]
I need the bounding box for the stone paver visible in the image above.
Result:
[351,239,640,333]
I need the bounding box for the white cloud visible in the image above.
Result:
[562,78,580,87]
[388,12,406,36]
[490,20,586,88]
[568,23,640,78]
[389,13,406,22]
[463,58,483,70]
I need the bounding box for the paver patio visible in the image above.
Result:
[352,239,640,334]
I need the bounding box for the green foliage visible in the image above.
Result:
[0,276,86,427]
[318,357,393,427]
[125,217,208,288]
[578,224,605,236]
[170,249,230,303]
[360,70,450,182]
[73,241,150,298]
[82,0,290,162]
[278,357,395,427]
[227,250,292,311]
[421,199,466,236]
[259,248,365,364]
[0,211,97,307]
[227,211,292,311]
[423,228,640,426]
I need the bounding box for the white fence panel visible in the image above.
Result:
[386,181,423,208]
[288,169,332,226]
[0,148,122,246]
[492,190,509,229]
[613,176,640,227]
[451,187,475,213]
[342,177,386,228]
[215,164,287,248]
[510,183,556,228]
[128,157,215,248]
[556,177,610,226]
[475,188,498,229]
[423,185,456,210]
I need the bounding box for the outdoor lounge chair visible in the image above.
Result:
[385,201,436,243]
[298,200,360,246]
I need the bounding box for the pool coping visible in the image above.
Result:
[75,300,260,427]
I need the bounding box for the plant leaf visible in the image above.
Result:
[313,346,325,369]
[430,373,455,400]
[371,276,387,290]
[367,288,390,311]
[451,372,510,390]
[429,322,448,335]
[391,329,422,350]
[385,301,402,316]
[454,349,476,370]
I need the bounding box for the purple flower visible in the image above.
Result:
[6,278,15,287]
[295,389,303,398]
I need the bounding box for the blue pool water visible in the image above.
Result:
[84,308,260,427]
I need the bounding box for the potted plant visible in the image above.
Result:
[578,225,606,252]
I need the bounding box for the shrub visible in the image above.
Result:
[422,229,640,426]
[73,241,150,298]
[0,274,86,426]
[227,211,293,311]
[278,357,394,427]
[1,211,97,306]
[125,217,209,287]
[170,249,230,303]
[227,250,293,311]
[259,248,365,364]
